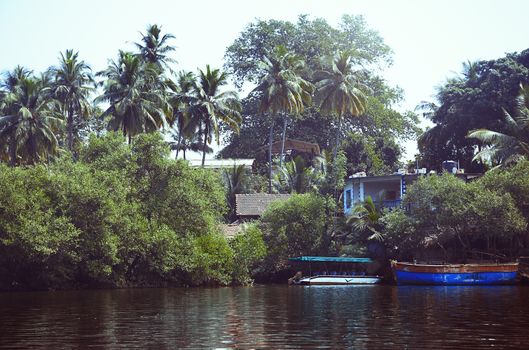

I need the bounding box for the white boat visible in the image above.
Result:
[288,256,382,285]
[295,274,381,285]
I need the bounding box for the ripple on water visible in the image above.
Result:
[1,285,529,348]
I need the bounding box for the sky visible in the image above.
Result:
[1,0,528,161]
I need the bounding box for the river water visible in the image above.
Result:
[1,285,529,349]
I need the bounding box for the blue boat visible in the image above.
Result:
[392,261,519,285]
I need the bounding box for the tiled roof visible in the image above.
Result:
[236,194,291,217]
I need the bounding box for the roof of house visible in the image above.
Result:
[258,138,320,156]
[236,193,291,217]
[346,172,482,183]
[289,256,374,263]
[188,158,254,169]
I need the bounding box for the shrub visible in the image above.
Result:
[260,193,334,273]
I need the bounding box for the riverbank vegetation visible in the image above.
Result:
[0,133,266,289]
[382,169,529,261]
[1,14,529,289]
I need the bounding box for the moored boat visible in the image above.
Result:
[391,260,519,285]
[288,256,382,285]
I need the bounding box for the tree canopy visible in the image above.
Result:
[418,49,529,171]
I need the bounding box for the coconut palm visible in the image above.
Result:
[96,51,169,143]
[135,24,176,73]
[1,67,32,163]
[274,155,320,194]
[0,76,63,165]
[50,49,93,153]
[223,164,250,221]
[346,195,384,242]
[253,45,313,192]
[192,65,241,167]
[167,70,199,158]
[467,84,529,165]
[168,128,211,160]
[315,50,367,160]
[2,66,32,92]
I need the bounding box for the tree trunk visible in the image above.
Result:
[175,126,183,160]
[183,149,186,161]
[279,115,288,168]
[332,117,342,163]
[67,105,74,155]
[331,117,343,235]
[9,135,16,167]
[268,118,275,194]
[201,124,208,167]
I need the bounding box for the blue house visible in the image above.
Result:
[343,172,481,216]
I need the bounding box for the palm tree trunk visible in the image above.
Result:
[175,126,183,159]
[332,117,342,162]
[67,105,74,154]
[268,118,275,194]
[331,117,343,235]
[9,135,16,167]
[201,124,208,167]
[279,115,288,168]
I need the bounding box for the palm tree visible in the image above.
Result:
[135,24,176,73]
[168,128,211,160]
[167,70,199,159]
[274,155,319,194]
[346,196,384,242]
[192,65,241,167]
[467,84,529,165]
[0,76,63,165]
[2,66,32,92]
[50,50,93,153]
[253,45,313,192]
[315,50,367,160]
[96,51,169,143]
[223,164,250,221]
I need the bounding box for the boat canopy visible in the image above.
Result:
[289,256,373,263]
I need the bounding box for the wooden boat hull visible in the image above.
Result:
[392,261,519,285]
[296,275,381,285]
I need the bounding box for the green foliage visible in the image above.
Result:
[223,164,251,221]
[224,15,392,87]
[467,84,529,165]
[0,132,259,290]
[230,223,267,284]
[135,24,176,71]
[342,133,402,176]
[0,164,80,289]
[221,16,417,181]
[273,155,321,194]
[381,174,527,260]
[478,160,529,219]
[317,150,347,196]
[96,51,169,143]
[0,74,63,165]
[50,49,94,153]
[192,65,242,166]
[418,49,529,172]
[347,196,384,242]
[260,193,334,273]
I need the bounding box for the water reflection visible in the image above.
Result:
[1,285,529,348]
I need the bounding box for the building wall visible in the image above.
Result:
[363,181,401,202]
[343,177,403,215]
